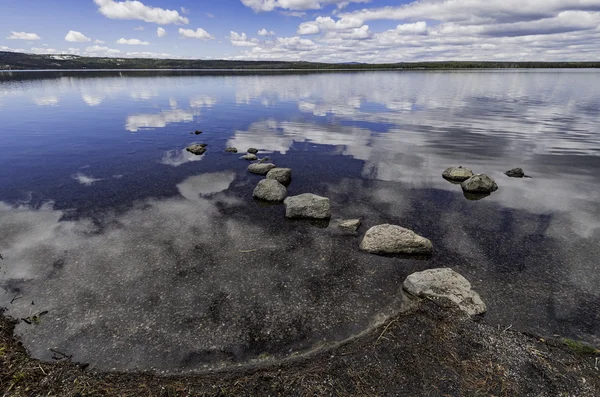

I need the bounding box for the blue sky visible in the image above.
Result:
[1,0,600,62]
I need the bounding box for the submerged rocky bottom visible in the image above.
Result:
[2,293,599,396]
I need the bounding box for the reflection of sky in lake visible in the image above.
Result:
[0,70,599,371]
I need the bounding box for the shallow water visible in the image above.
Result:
[0,70,599,372]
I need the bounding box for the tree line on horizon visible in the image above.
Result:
[1,51,599,70]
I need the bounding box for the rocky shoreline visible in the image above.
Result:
[2,296,599,396]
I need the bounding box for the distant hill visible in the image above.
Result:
[1,51,599,70]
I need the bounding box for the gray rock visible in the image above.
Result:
[186,144,207,155]
[338,219,361,233]
[359,224,432,255]
[284,194,331,219]
[225,147,238,153]
[505,168,525,178]
[463,191,491,201]
[247,148,259,154]
[403,268,486,316]
[248,163,277,175]
[253,179,287,202]
[194,130,203,135]
[461,174,498,193]
[241,153,258,161]
[266,168,292,185]
[442,166,474,182]
[258,157,270,164]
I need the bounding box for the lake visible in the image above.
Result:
[0,70,599,372]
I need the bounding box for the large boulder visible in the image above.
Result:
[359,224,432,255]
[248,163,277,175]
[505,168,525,178]
[461,174,498,193]
[403,268,486,316]
[186,144,207,155]
[247,148,259,154]
[253,179,287,202]
[225,147,238,153]
[284,194,331,219]
[241,153,258,161]
[442,166,474,182]
[266,168,292,185]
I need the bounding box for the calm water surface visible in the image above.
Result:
[0,70,599,372]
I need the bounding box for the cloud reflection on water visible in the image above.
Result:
[0,173,407,371]
[126,109,198,132]
[1,70,600,370]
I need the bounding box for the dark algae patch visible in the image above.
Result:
[2,302,600,396]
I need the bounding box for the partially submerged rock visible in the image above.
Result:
[266,168,292,185]
[359,224,432,255]
[338,219,361,233]
[186,144,207,155]
[241,153,258,161]
[225,147,238,153]
[258,157,270,164]
[403,268,486,316]
[505,168,525,178]
[194,130,203,135]
[248,163,277,175]
[284,193,331,219]
[463,191,491,201]
[461,174,498,194]
[247,148,259,154]
[442,166,474,182]
[253,179,287,202]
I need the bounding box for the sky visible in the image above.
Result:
[1,0,600,63]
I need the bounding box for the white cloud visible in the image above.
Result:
[240,0,370,12]
[323,24,372,40]
[29,47,58,54]
[157,27,166,37]
[84,45,122,56]
[395,21,428,35]
[93,0,189,25]
[339,0,600,25]
[230,31,260,47]
[65,30,92,43]
[134,26,145,30]
[7,31,40,40]
[94,39,105,44]
[206,12,215,18]
[116,38,150,45]
[297,16,364,35]
[227,1,600,63]
[124,51,175,58]
[258,28,275,36]
[297,23,321,35]
[280,11,307,17]
[178,28,214,40]
[181,6,190,14]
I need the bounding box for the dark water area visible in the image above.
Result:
[0,70,599,372]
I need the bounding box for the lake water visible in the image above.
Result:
[0,70,599,372]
